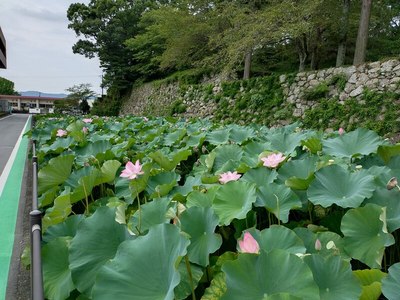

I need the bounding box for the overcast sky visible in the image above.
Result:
[0,0,102,94]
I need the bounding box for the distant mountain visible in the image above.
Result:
[20,91,68,98]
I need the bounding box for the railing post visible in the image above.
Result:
[30,138,44,300]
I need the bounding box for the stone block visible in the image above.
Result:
[349,86,364,97]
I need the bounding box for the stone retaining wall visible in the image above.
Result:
[121,59,400,119]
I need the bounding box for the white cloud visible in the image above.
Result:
[0,0,102,94]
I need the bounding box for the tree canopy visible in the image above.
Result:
[67,0,400,95]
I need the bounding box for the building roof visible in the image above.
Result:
[0,27,6,69]
[0,94,66,101]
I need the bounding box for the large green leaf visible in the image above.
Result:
[207,128,231,145]
[341,204,395,268]
[41,137,75,154]
[43,214,84,243]
[353,269,387,300]
[186,187,218,208]
[38,155,75,195]
[42,191,72,231]
[364,187,400,232]
[163,128,187,146]
[304,255,361,300]
[382,263,400,300]
[255,184,302,223]
[149,149,192,171]
[221,250,319,300]
[213,181,257,225]
[201,271,227,300]
[377,144,400,164]
[212,145,243,173]
[69,207,129,296]
[254,225,306,255]
[91,224,190,300]
[323,128,383,158]
[174,261,204,300]
[146,171,180,198]
[308,165,375,208]
[278,156,318,190]
[96,160,121,185]
[180,207,222,266]
[229,125,256,144]
[130,197,171,234]
[268,132,306,155]
[241,167,278,188]
[42,237,75,300]
[294,228,350,260]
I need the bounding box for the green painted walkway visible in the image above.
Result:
[0,116,30,300]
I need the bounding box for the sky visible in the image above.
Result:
[0,0,103,95]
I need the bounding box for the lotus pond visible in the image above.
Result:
[30,116,400,299]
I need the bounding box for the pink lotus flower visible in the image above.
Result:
[83,118,93,123]
[338,128,345,135]
[219,171,241,184]
[261,153,286,168]
[315,239,322,251]
[82,127,88,134]
[56,129,67,137]
[238,232,260,254]
[120,160,144,180]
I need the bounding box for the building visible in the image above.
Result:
[0,26,6,69]
[0,95,65,113]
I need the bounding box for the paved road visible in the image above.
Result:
[0,114,30,176]
[0,113,31,300]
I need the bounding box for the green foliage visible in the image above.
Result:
[34,115,400,299]
[0,76,18,95]
[303,83,329,101]
[328,73,347,92]
[169,99,187,115]
[91,95,122,116]
[303,89,400,136]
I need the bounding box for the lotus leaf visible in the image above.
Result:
[382,263,400,300]
[91,224,189,300]
[149,149,192,171]
[364,187,400,232]
[255,183,301,223]
[180,206,222,266]
[146,171,180,198]
[323,128,384,158]
[256,225,306,255]
[201,272,227,300]
[213,181,257,225]
[130,197,171,234]
[341,204,395,268]
[304,254,361,299]
[211,145,243,173]
[174,261,203,300]
[353,269,387,300]
[186,187,218,208]
[207,128,231,145]
[221,249,319,300]
[42,191,72,231]
[308,165,375,208]
[43,214,84,243]
[241,167,277,188]
[69,206,129,296]
[38,154,75,195]
[42,237,75,300]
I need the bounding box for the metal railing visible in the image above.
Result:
[30,139,44,300]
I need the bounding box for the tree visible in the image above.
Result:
[0,77,18,95]
[66,83,95,114]
[353,0,373,65]
[336,0,351,66]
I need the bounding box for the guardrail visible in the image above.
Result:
[30,139,44,300]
